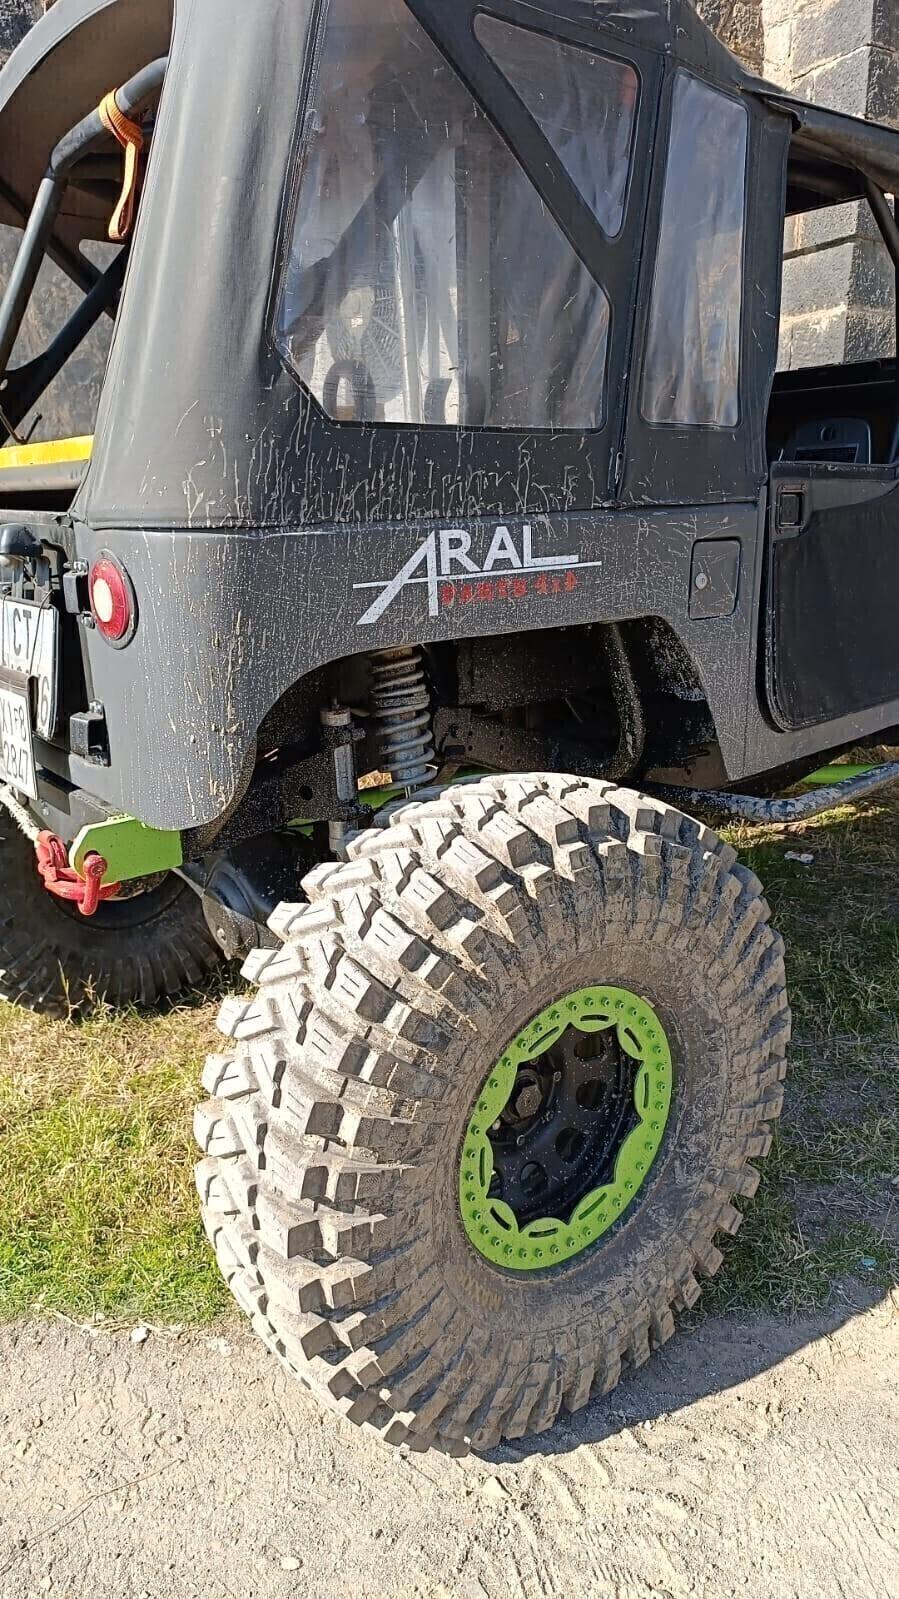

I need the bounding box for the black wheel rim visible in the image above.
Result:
[486,1024,639,1225]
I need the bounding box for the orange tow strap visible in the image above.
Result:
[98,90,144,242]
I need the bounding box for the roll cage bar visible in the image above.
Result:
[0,57,167,451]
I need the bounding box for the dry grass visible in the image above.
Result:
[704,784,899,1313]
[0,987,229,1325]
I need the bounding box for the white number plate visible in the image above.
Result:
[0,668,37,799]
[0,597,58,740]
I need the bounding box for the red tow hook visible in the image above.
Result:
[35,831,121,918]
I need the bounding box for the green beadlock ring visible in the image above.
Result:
[459,986,673,1271]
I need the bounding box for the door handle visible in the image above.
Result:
[775,485,805,535]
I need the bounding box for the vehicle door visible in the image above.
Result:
[765,461,899,729]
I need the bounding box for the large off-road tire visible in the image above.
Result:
[195,775,789,1451]
[0,815,222,1016]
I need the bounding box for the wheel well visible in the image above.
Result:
[243,619,716,799]
[194,620,722,856]
[422,618,718,782]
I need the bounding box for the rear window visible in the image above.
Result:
[474,14,639,239]
[275,0,616,431]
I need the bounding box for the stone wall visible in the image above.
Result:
[696,1,766,71]
[0,0,37,52]
[767,0,899,368]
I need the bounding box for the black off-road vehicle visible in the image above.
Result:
[1,0,898,1451]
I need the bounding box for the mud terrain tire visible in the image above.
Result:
[0,815,222,1016]
[195,775,789,1451]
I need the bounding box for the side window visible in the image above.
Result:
[641,75,748,430]
[474,14,639,238]
[275,0,613,431]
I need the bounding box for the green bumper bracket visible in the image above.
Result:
[71,816,183,885]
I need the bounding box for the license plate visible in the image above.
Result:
[0,597,58,739]
[0,667,37,799]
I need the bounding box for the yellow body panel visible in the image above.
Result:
[0,435,93,470]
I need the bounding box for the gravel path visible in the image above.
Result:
[1,1299,896,1599]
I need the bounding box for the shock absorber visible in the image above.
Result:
[369,645,435,791]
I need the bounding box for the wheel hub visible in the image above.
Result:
[459,986,673,1271]
[488,1027,638,1226]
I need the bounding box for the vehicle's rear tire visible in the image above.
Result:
[0,815,223,1016]
[195,775,790,1451]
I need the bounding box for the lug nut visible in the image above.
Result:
[513,1083,543,1118]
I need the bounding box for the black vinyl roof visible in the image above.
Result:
[763,93,899,211]
[0,0,898,270]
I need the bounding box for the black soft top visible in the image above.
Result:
[2,0,899,532]
[1,0,898,267]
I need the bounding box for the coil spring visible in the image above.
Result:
[369,645,436,790]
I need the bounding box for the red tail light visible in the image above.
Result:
[88,555,136,645]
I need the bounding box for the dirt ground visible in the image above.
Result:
[1,1296,896,1599]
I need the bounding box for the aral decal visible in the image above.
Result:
[355,525,584,625]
